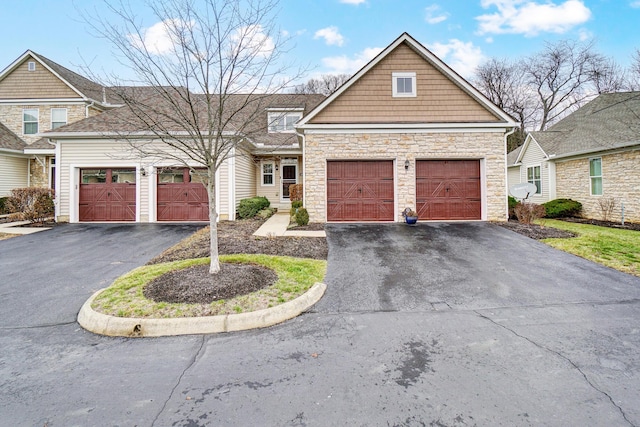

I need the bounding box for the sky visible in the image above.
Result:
[0,0,638,85]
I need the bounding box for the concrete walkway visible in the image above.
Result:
[253,212,326,237]
[0,220,51,235]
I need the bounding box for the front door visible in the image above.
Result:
[281,164,297,201]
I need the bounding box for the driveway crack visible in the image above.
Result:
[475,311,635,427]
[151,335,207,427]
[0,321,77,330]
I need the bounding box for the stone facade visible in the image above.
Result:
[556,149,640,223]
[0,103,88,145]
[304,131,508,222]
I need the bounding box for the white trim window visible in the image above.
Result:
[527,165,541,194]
[51,108,67,130]
[28,61,36,71]
[590,157,603,196]
[261,162,275,186]
[392,72,416,97]
[268,112,302,133]
[23,108,39,134]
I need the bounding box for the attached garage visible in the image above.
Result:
[327,160,394,221]
[157,168,209,221]
[79,168,136,221]
[416,160,481,220]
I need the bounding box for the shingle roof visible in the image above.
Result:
[532,92,640,158]
[45,92,326,147]
[506,145,522,166]
[0,122,26,151]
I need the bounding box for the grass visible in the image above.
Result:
[92,254,327,318]
[0,232,17,240]
[539,219,640,277]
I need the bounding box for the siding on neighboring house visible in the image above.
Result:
[0,59,79,99]
[518,140,550,203]
[0,154,28,196]
[309,42,500,124]
[304,132,507,222]
[218,160,230,220]
[556,150,640,222]
[507,166,521,193]
[234,152,256,208]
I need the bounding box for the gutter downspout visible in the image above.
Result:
[503,127,518,220]
[85,101,96,118]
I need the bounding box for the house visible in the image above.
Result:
[296,32,518,222]
[4,33,518,223]
[507,92,640,222]
[0,50,119,196]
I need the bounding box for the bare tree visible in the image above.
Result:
[292,74,351,96]
[523,40,605,130]
[474,58,537,150]
[84,0,304,274]
[587,57,627,94]
[627,49,640,90]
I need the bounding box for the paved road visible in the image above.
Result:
[1,222,640,426]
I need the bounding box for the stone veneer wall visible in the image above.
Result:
[304,132,507,222]
[555,150,640,223]
[0,104,88,145]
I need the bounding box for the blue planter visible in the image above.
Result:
[406,216,418,224]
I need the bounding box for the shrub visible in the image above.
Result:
[596,197,616,221]
[542,198,582,218]
[508,196,518,219]
[0,197,10,215]
[291,200,303,210]
[257,207,275,219]
[295,207,309,226]
[514,202,546,224]
[7,187,55,223]
[290,184,303,202]
[237,196,270,219]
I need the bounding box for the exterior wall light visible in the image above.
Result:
[404,159,410,170]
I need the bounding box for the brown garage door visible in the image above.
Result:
[79,169,136,221]
[157,168,209,221]
[416,160,481,220]
[327,160,394,221]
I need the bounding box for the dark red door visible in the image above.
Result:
[157,168,209,221]
[416,160,481,220]
[327,161,394,221]
[79,169,136,221]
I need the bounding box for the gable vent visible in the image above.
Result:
[27,61,36,71]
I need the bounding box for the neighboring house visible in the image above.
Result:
[507,92,640,222]
[4,33,518,223]
[0,50,119,196]
[297,33,518,222]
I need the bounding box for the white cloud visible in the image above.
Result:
[321,47,383,74]
[425,4,449,24]
[230,24,275,58]
[631,1,640,8]
[578,28,592,41]
[128,19,194,55]
[340,0,366,4]
[476,0,591,36]
[314,26,345,47]
[427,39,486,78]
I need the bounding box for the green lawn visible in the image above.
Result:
[92,254,327,318]
[540,219,640,277]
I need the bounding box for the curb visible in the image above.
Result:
[77,282,326,337]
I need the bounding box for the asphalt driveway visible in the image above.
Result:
[2,222,640,426]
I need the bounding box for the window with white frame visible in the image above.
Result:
[392,72,416,97]
[527,165,541,194]
[267,112,302,133]
[28,61,36,71]
[23,108,39,134]
[51,108,67,129]
[590,158,602,195]
[262,162,274,185]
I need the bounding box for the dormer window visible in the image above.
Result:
[392,72,416,97]
[267,110,303,133]
[28,61,36,71]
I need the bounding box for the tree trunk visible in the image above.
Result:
[207,178,220,274]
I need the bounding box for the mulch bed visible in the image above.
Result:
[561,217,640,231]
[495,220,576,239]
[144,263,278,304]
[287,222,325,231]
